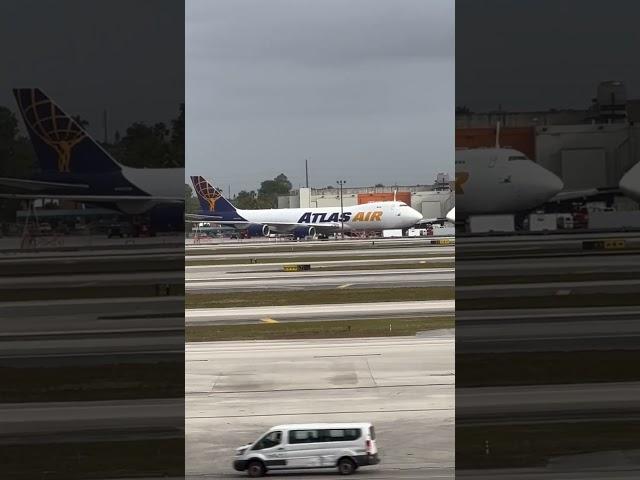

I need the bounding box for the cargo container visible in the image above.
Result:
[528,213,558,231]
[468,214,515,233]
[358,192,411,205]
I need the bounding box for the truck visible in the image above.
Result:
[468,214,515,234]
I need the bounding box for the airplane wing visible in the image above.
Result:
[0,177,182,202]
[0,176,90,191]
[549,188,610,202]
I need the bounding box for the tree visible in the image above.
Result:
[118,122,171,168]
[0,106,36,223]
[257,173,292,208]
[170,103,184,168]
[71,115,89,129]
[233,190,259,209]
[375,183,385,187]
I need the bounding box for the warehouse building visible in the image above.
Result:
[278,173,454,219]
[456,81,640,192]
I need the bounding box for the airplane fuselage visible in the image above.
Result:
[200,201,423,233]
[455,148,563,215]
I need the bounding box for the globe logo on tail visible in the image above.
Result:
[192,176,222,211]
[16,89,86,173]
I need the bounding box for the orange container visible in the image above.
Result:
[358,192,412,204]
[456,127,536,160]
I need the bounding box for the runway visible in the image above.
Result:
[457,382,640,424]
[0,398,183,442]
[186,268,454,292]
[457,305,640,352]
[186,335,454,479]
[186,300,454,325]
[186,246,454,262]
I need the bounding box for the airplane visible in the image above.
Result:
[619,160,640,201]
[455,147,564,216]
[188,176,424,238]
[0,88,184,228]
[446,207,455,222]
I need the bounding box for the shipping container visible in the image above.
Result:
[456,127,536,160]
[468,214,515,233]
[358,192,412,205]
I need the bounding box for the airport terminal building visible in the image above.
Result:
[278,174,454,219]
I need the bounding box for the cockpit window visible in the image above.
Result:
[508,155,528,161]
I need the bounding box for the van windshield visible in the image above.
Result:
[252,431,282,450]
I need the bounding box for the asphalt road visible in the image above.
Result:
[0,398,183,443]
[457,382,640,425]
[186,246,455,262]
[186,336,454,479]
[185,300,454,325]
[457,306,640,352]
[187,268,454,292]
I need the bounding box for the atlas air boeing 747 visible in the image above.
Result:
[189,176,424,238]
[0,88,184,228]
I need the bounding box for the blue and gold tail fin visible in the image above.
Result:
[190,176,236,213]
[13,88,122,175]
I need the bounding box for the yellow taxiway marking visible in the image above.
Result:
[261,317,279,323]
[337,283,353,289]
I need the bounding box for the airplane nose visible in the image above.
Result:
[620,166,639,199]
[530,167,563,200]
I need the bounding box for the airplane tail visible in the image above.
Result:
[13,88,123,175]
[190,176,237,213]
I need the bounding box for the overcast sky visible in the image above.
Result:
[456,0,640,112]
[186,0,454,195]
[0,0,183,141]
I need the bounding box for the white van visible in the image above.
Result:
[233,422,379,477]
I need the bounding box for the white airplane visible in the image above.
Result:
[189,176,424,238]
[619,160,640,201]
[446,207,455,222]
[455,147,564,215]
[0,89,184,223]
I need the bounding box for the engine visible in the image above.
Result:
[293,226,316,239]
[246,224,270,237]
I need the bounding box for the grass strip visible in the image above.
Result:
[186,316,454,341]
[1,438,184,480]
[457,421,640,469]
[187,286,454,308]
[457,351,640,387]
[0,361,184,403]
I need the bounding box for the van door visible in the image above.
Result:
[251,430,286,469]
[284,429,323,468]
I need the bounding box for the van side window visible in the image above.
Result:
[252,431,282,450]
[319,428,361,442]
[289,430,320,444]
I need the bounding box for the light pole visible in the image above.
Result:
[336,180,346,239]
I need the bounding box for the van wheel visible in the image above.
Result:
[247,460,266,477]
[338,457,356,475]
[247,460,267,477]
